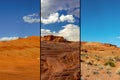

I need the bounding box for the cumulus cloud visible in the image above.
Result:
[59,14,75,23]
[23,13,40,23]
[41,13,59,24]
[41,29,57,36]
[41,0,80,18]
[58,24,80,41]
[0,37,19,41]
[41,12,75,24]
[41,24,80,41]
[41,0,80,41]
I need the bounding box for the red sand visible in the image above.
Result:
[0,36,40,80]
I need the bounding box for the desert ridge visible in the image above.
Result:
[0,35,80,80]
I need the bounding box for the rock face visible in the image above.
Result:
[41,40,80,80]
[41,35,67,42]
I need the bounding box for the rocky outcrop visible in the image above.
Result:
[41,35,67,42]
[41,41,80,80]
[103,43,117,47]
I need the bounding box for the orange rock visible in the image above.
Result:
[41,35,67,42]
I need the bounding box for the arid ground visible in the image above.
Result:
[0,36,40,80]
[81,42,120,80]
[0,35,80,80]
[41,35,80,80]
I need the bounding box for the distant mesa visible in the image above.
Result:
[41,35,67,42]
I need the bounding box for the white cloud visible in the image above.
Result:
[41,0,80,18]
[41,13,59,24]
[23,13,40,23]
[41,0,80,41]
[59,14,74,23]
[41,12,75,24]
[58,24,80,41]
[41,24,80,41]
[41,29,57,36]
[0,37,19,41]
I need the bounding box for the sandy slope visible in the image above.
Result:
[81,42,120,80]
[0,36,40,80]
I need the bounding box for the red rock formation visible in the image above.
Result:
[41,35,67,42]
[41,39,80,80]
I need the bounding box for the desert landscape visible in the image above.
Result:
[0,36,40,80]
[81,42,120,80]
[0,35,80,80]
[41,35,80,80]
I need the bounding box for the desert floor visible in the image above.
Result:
[81,42,120,80]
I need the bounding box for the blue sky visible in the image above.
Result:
[0,0,80,41]
[81,0,120,47]
[0,0,40,38]
[41,0,80,41]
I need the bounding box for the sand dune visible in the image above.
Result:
[0,36,40,80]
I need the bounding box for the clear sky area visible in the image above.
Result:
[0,0,80,42]
[0,0,40,38]
[81,0,120,47]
